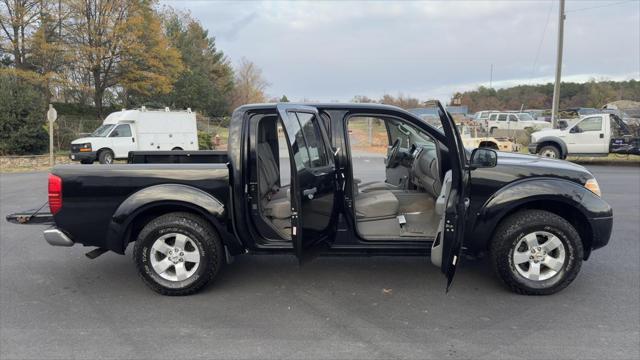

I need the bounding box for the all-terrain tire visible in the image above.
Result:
[490,210,583,295]
[133,212,223,296]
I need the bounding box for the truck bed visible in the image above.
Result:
[128,150,228,164]
[51,163,230,252]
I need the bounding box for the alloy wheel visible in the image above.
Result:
[149,233,201,281]
[511,231,566,281]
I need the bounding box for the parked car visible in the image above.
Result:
[69,107,198,164]
[8,102,612,296]
[486,112,551,134]
[529,113,640,158]
[472,110,498,123]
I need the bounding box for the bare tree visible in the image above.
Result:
[231,57,269,109]
[0,0,40,69]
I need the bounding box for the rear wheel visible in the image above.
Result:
[98,149,114,164]
[133,212,223,296]
[490,210,583,295]
[538,145,560,159]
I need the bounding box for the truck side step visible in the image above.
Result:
[85,248,109,259]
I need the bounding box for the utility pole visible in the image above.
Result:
[489,64,493,89]
[551,0,565,129]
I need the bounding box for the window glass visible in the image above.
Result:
[91,124,114,137]
[518,113,534,121]
[576,117,602,132]
[498,114,507,122]
[610,116,630,137]
[286,112,328,170]
[110,124,132,137]
[489,114,497,121]
[508,114,517,122]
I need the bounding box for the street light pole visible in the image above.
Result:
[551,0,565,129]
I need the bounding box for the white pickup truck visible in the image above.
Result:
[529,113,640,158]
[486,112,551,134]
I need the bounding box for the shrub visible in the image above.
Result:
[198,131,212,150]
[0,73,49,155]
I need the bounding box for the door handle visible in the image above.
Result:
[599,133,604,139]
[132,137,135,143]
[303,187,317,199]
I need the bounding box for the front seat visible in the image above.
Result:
[411,149,442,199]
[354,190,399,220]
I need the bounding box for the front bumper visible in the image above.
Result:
[528,143,539,154]
[589,216,613,251]
[69,151,97,162]
[43,228,74,247]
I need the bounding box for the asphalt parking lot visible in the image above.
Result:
[1,163,639,359]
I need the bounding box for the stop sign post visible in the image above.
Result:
[47,104,57,166]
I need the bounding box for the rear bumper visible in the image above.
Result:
[43,228,74,247]
[69,151,97,162]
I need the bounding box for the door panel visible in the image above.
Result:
[566,116,607,153]
[432,101,469,291]
[277,104,338,263]
[109,124,136,158]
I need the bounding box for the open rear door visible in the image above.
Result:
[276,104,338,263]
[432,101,470,291]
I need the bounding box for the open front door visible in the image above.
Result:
[433,101,470,291]
[277,104,338,263]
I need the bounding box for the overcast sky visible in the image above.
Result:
[162,0,640,102]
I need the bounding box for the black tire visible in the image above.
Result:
[171,147,183,151]
[538,145,560,159]
[490,210,583,295]
[80,159,93,164]
[98,149,114,164]
[133,212,223,296]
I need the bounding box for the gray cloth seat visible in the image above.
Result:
[257,142,291,220]
[354,190,399,220]
[411,149,441,199]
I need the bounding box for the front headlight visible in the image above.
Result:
[584,178,601,197]
[79,143,92,152]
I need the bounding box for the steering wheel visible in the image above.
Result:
[386,139,401,168]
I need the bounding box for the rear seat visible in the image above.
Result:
[257,143,291,220]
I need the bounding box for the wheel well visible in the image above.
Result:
[124,204,222,250]
[171,147,183,151]
[478,141,499,150]
[490,200,593,260]
[537,141,562,156]
[97,148,113,157]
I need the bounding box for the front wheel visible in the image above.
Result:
[490,210,583,295]
[538,145,560,159]
[133,212,223,296]
[98,150,114,164]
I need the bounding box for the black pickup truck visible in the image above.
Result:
[7,102,613,296]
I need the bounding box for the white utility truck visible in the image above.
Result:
[529,113,640,159]
[70,107,198,164]
[486,112,551,134]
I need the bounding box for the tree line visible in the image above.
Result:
[455,80,640,113]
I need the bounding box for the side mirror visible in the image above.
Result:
[470,148,497,169]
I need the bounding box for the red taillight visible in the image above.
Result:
[48,174,62,215]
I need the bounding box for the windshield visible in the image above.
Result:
[517,113,534,121]
[91,124,115,137]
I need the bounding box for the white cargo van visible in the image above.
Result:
[69,107,198,164]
